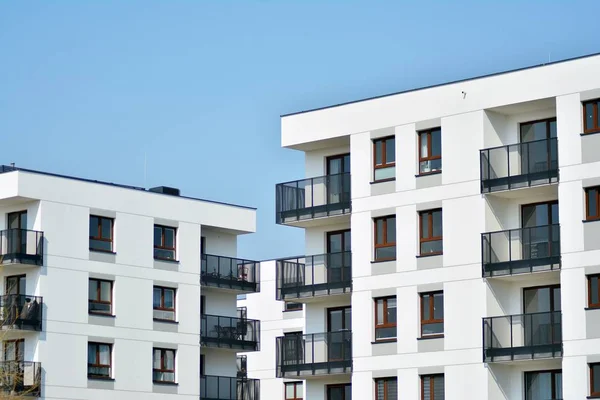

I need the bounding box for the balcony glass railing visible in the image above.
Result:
[0,295,43,331]
[201,254,259,293]
[483,311,562,362]
[276,251,351,300]
[276,173,351,224]
[482,224,561,277]
[0,229,43,266]
[200,375,260,400]
[480,137,558,193]
[276,331,352,378]
[201,314,260,351]
[0,361,41,397]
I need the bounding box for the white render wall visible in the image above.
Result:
[0,169,256,399]
[255,53,600,399]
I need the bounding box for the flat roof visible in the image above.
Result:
[0,165,256,210]
[281,51,600,118]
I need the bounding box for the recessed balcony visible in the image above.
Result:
[200,375,260,400]
[483,311,562,362]
[482,224,560,278]
[276,331,352,378]
[0,295,43,332]
[201,254,259,293]
[0,361,41,397]
[275,173,350,227]
[0,229,43,267]
[201,313,260,352]
[480,137,558,194]
[276,251,351,302]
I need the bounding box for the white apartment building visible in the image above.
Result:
[0,165,260,399]
[242,52,600,400]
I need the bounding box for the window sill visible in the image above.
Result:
[89,312,115,318]
[153,318,178,324]
[581,129,600,136]
[371,339,397,344]
[583,219,600,223]
[154,257,179,263]
[586,396,600,399]
[89,249,116,254]
[371,259,396,264]
[88,377,114,381]
[585,307,600,311]
[153,381,178,386]
[418,335,444,340]
[415,170,442,177]
[370,178,396,184]
[416,253,443,258]
[283,309,303,313]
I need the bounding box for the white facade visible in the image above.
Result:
[0,166,257,399]
[246,53,600,399]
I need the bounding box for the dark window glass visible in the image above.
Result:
[153,286,176,321]
[589,275,600,308]
[421,292,444,336]
[374,136,396,181]
[525,370,562,400]
[591,364,600,396]
[375,377,397,400]
[374,216,396,261]
[153,348,176,383]
[586,187,600,220]
[285,302,303,311]
[88,279,113,315]
[419,128,442,174]
[89,216,113,252]
[154,225,176,260]
[375,297,397,341]
[88,342,111,378]
[420,209,443,255]
[421,374,444,400]
[583,99,600,133]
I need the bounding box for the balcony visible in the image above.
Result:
[276,331,352,378]
[0,361,41,397]
[276,251,351,302]
[0,295,43,331]
[276,173,351,226]
[201,313,260,351]
[480,137,558,194]
[201,254,259,293]
[483,311,562,362]
[482,224,561,278]
[200,375,259,400]
[0,229,43,266]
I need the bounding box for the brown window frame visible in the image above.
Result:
[419,209,443,256]
[284,302,303,312]
[418,128,442,175]
[285,381,303,400]
[88,278,113,315]
[89,215,114,252]
[374,215,396,261]
[375,377,397,400]
[585,187,600,221]
[88,342,112,379]
[3,339,24,361]
[153,348,176,384]
[583,99,600,134]
[373,136,396,182]
[154,225,176,261]
[420,291,444,338]
[374,296,397,342]
[589,274,600,309]
[591,363,600,397]
[153,286,176,321]
[421,374,444,400]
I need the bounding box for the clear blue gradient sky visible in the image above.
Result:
[1,1,599,260]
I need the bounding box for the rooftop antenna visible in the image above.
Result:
[10,162,15,168]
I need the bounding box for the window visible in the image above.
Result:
[419,209,442,255]
[525,370,562,400]
[374,136,396,181]
[418,128,441,174]
[89,216,113,252]
[200,354,205,376]
[153,348,176,383]
[285,302,303,312]
[327,383,351,400]
[154,225,176,260]
[584,98,600,134]
[585,187,600,221]
[421,374,444,400]
[153,286,176,321]
[285,382,303,400]
[421,291,444,337]
[375,297,397,341]
[88,279,113,315]
[88,342,112,379]
[374,216,396,261]
[201,295,206,315]
[589,275,600,309]
[375,377,397,400]
[592,364,600,397]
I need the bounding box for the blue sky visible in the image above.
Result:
[1,1,599,260]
